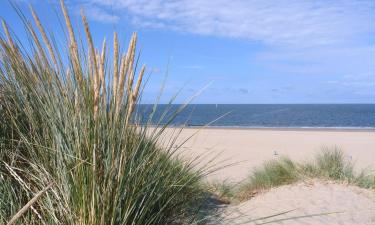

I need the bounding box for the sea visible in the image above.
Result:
[137,104,375,129]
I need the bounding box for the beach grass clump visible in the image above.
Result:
[301,148,355,181]
[244,157,298,192]
[237,157,299,200]
[238,148,375,201]
[0,1,208,224]
[249,157,299,189]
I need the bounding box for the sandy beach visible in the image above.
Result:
[165,127,375,182]
[162,127,375,224]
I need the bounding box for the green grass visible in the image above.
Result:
[0,1,211,224]
[247,157,299,190]
[237,148,375,201]
[300,148,355,180]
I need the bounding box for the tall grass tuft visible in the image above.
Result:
[237,157,299,200]
[247,157,299,190]
[0,1,208,224]
[301,148,355,181]
[238,149,375,201]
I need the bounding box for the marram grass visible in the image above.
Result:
[237,148,375,201]
[0,1,209,224]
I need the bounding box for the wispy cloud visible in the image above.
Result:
[79,5,119,23]
[70,0,375,102]
[83,0,375,46]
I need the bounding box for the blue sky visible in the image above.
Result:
[2,0,375,103]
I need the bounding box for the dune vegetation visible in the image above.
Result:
[236,149,375,201]
[0,1,212,224]
[208,149,375,204]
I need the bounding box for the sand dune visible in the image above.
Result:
[223,180,375,225]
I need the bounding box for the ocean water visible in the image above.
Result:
[137,104,375,129]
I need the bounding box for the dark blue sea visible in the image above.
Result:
[137,104,375,129]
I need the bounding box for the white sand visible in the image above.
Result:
[223,180,375,225]
[164,127,375,182]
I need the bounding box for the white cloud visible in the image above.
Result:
[84,0,375,46]
[79,5,119,23]
[75,0,375,100]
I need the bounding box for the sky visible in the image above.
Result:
[2,0,375,103]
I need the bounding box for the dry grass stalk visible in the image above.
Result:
[126,69,134,97]
[7,183,54,225]
[60,0,81,84]
[59,0,76,49]
[27,22,49,68]
[1,20,22,63]
[65,68,72,93]
[1,20,16,52]
[125,34,137,96]
[100,39,106,104]
[116,33,137,115]
[133,65,146,101]
[80,10,98,83]
[81,10,100,118]
[94,50,101,116]
[126,65,145,123]
[30,6,58,68]
[116,57,127,108]
[112,32,119,101]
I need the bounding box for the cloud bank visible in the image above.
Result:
[83,0,375,46]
